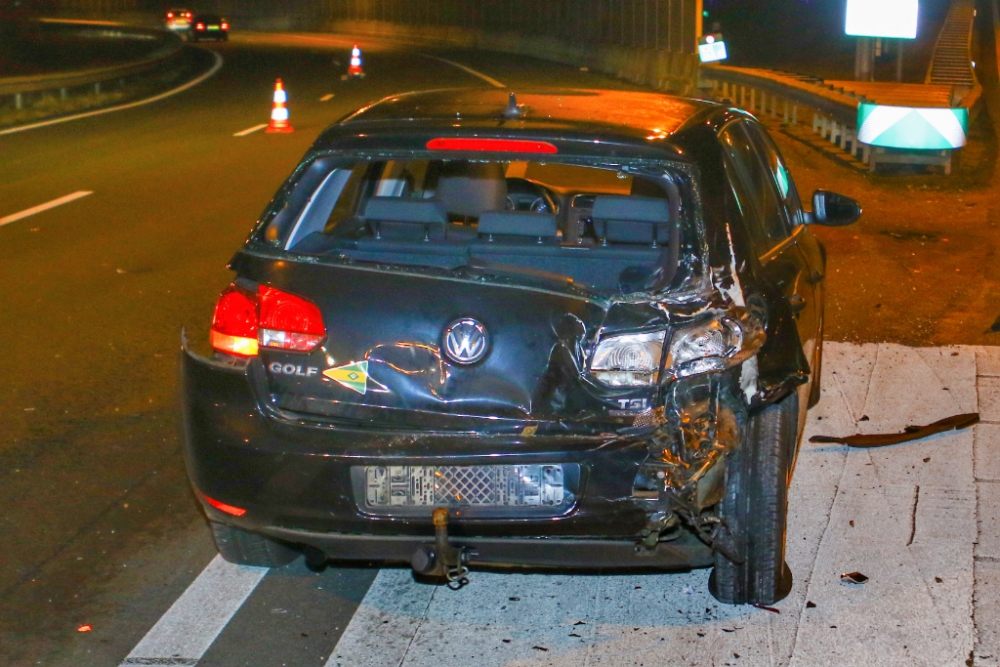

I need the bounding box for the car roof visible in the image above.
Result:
[314,88,723,161]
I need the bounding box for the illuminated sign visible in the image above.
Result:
[845,0,919,39]
[698,34,727,63]
[857,103,968,149]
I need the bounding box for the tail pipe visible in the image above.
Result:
[410,508,471,589]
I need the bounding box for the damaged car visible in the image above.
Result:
[180,88,860,605]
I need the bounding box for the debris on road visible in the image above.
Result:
[753,603,780,614]
[809,413,980,447]
[77,624,92,632]
[806,600,817,608]
[840,572,869,585]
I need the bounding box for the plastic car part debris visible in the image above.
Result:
[840,572,869,585]
[753,603,780,614]
[809,413,980,447]
[77,624,92,632]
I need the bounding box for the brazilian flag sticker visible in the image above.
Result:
[323,360,369,395]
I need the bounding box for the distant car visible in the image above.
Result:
[164,8,192,33]
[181,87,861,605]
[189,13,228,42]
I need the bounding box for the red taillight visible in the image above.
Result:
[209,284,325,356]
[259,286,326,352]
[210,285,259,357]
[166,11,174,18]
[203,494,246,517]
[426,138,558,153]
[221,21,229,30]
[185,11,192,17]
[196,22,205,30]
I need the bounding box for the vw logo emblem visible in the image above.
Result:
[443,318,489,365]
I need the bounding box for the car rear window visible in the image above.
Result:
[255,158,702,294]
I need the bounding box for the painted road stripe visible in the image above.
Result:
[0,52,223,137]
[417,54,505,88]
[0,191,93,227]
[233,123,268,137]
[119,555,267,667]
[320,93,335,102]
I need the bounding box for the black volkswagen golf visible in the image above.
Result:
[181,88,859,605]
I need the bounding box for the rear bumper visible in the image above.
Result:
[261,527,713,570]
[180,343,680,553]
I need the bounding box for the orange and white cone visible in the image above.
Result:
[348,45,364,78]
[266,78,293,133]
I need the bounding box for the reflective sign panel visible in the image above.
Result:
[857,103,968,149]
[845,0,919,39]
[698,33,727,63]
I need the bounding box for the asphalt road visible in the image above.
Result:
[1,32,998,667]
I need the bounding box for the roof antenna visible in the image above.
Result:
[502,92,523,120]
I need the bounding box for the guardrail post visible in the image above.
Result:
[15,92,23,110]
[94,82,101,95]
[749,88,755,111]
[60,87,67,100]
[783,98,789,123]
[812,112,820,133]
[792,104,798,125]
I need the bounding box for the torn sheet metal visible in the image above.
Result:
[809,413,979,447]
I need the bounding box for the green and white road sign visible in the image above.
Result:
[857,103,968,150]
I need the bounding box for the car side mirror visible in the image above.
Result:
[808,190,861,226]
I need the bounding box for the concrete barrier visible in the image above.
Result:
[324,19,700,95]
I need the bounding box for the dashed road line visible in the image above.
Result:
[320,93,335,102]
[0,52,224,137]
[119,555,267,667]
[233,123,268,137]
[416,54,505,88]
[0,191,93,226]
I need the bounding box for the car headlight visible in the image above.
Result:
[664,307,766,380]
[590,330,665,387]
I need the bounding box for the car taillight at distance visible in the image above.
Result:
[196,22,205,30]
[166,11,174,18]
[221,21,229,29]
[210,284,326,357]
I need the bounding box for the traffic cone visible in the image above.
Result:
[266,78,293,133]
[348,45,365,78]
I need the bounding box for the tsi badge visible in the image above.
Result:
[443,318,489,365]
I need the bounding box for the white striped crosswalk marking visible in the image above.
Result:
[119,555,267,667]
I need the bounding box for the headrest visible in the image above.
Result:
[478,211,558,239]
[363,197,448,224]
[591,195,671,245]
[591,195,670,223]
[435,162,508,218]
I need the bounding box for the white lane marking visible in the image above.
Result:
[233,123,268,137]
[0,51,224,137]
[119,555,268,667]
[320,93,335,102]
[416,54,505,88]
[39,17,124,25]
[0,191,93,227]
[328,342,986,667]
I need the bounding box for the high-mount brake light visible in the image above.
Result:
[259,286,326,352]
[210,285,326,356]
[426,138,558,153]
[210,285,259,357]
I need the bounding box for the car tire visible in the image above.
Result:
[210,521,300,568]
[708,391,797,605]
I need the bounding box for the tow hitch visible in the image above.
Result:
[410,508,471,589]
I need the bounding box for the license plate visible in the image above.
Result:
[208,25,220,29]
[363,464,570,508]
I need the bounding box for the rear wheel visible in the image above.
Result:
[210,521,300,568]
[708,391,797,605]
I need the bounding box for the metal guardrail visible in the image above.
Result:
[0,24,183,111]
